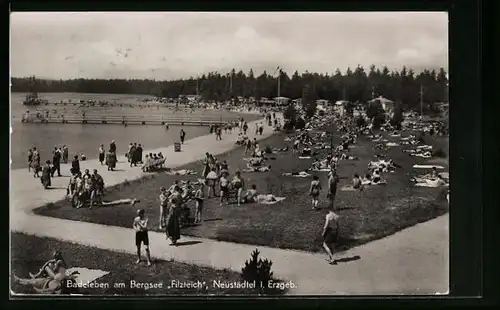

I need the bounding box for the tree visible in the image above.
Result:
[11,65,448,115]
[366,100,385,119]
[390,101,404,129]
[283,104,297,125]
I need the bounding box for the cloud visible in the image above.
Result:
[10,12,448,80]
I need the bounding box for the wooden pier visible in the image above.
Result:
[21,113,238,126]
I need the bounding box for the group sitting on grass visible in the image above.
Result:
[142,152,166,172]
[66,168,139,209]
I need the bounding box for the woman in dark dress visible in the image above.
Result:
[166,187,182,246]
[41,160,52,189]
[106,150,117,171]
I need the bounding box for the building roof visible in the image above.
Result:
[368,96,394,104]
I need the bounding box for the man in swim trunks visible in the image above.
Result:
[133,209,152,266]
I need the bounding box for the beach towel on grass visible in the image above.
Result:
[413,165,445,169]
[415,182,448,188]
[411,154,431,158]
[166,169,196,176]
[390,134,401,137]
[386,142,400,147]
[341,185,360,191]
[298,156,312,159]
[66,267,109,283]
[259,197,286,205]
[311,168,331,172]
[283,172,311,178]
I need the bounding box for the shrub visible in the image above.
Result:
[295,117,306,130]
[264,146,273,154]
[432,147,447,158]
[283,105,297,125]
[241,249,274,292]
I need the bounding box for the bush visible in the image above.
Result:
[241,249,274,292]
[295,117,306,130]
[432,147,447,158]
[264,146,273,154]
[283,105,297,125]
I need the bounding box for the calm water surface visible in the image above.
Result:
[10,92,259,169]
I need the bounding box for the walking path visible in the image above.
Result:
[10,115,448,295]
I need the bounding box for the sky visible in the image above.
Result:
[10,12,448,80]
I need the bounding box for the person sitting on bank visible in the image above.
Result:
[29,251,68,279]
[241,184,259,203]
[300,146,312,157]
[352,173,363,190]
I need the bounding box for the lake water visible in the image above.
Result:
[10,92,260,169]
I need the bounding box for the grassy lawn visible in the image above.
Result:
[34,127,449,253]
[10,233,286,296]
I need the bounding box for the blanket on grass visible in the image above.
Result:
[258,196,286,205]
[66,267,109,284]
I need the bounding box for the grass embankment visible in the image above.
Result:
[11,233,285,295]
[34,128,449,253]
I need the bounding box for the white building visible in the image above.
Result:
[368,96,394,115]
[274,96,290,106]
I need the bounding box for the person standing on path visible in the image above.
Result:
[180,129,186,144]
[52,147,62,177]
[133,209,152,266]
[166,187,182,246]
[32,147,41,178]
[27,148,33,172]
[309,175,322,210]
[109,140,116,154]
[106,149,117,171]
[62,145,69,164]
[41,160,52,189]
[98,144,105,165]
[243,122,248,135]
[216,126,222,140]
[71,155,80,175]
[137,144,143,164]
[322,207,340,264]
[327,171,340,210]
[258,122,264,135]
[159,187,169,230]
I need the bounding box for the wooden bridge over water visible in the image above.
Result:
[21,113,239,126]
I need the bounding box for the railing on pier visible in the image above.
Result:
[20,113,236,126]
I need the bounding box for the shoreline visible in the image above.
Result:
[10,114,279,216]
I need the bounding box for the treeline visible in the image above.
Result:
[12,65,448,110]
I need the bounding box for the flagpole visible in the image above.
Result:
[419,84,424,120]
[278,69,281,98]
